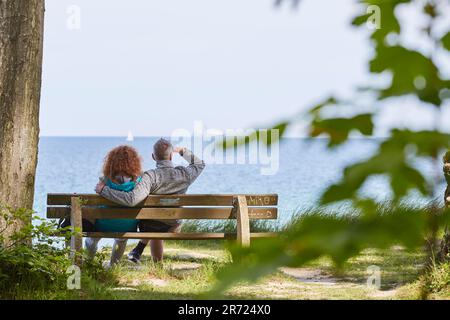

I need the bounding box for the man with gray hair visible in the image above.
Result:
[95,138,205,263]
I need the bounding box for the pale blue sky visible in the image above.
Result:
[40,0,450,137]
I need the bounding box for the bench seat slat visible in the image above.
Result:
[47,194,278,206]
[84,232,277,240]
[47,207,277,220]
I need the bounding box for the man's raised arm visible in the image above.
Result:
[96,173,153,207]
[179,148,205,182]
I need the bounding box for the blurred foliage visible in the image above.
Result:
[213,0,450,296]
[445,151,450,200]
[220,123,288,149]
[321,129,450,204]
[310,113,374,146]
[210,204,450,295]
[444,150,450,164]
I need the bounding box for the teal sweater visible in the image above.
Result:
[95,177,141,232]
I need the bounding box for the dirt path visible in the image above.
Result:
[112,248,402,300]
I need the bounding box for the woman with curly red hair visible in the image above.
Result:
[85,145,143,267]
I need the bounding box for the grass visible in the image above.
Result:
[49,241,448,300]
[2,237,449,300]
[2,206,449,300]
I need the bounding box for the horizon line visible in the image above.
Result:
[38,135,385,140]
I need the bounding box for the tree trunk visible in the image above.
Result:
[439,156,450,261]
[0,0,45,243]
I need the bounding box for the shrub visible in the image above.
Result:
[424,261,450,294]
[0,205,74,298]
[0,205,116,299]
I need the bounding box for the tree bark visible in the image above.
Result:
[439,156,450,261]
[0,0,45,243]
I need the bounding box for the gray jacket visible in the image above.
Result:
[100,149,205,225]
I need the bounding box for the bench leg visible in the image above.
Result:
[235,195,250,247]
[70,196,83,266]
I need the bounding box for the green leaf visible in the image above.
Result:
[320,130,450,204]
[309,114,373,147]
[351,12,371,26]
[308,96,338,115]
[389,129,450,159]
[441,32,450,51]
[320,157,427,204]
[218,121,289,149]
[352,0,411,43]
[266,121,289,144]
[370,45,445,106]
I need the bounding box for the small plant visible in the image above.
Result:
[0,205,73,298]
[423,261,450,294]
[0,205,117,299]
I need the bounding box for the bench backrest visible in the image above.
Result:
[47,194,278,220]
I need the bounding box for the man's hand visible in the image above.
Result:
[95,181,106,194]
[173,147,186,155]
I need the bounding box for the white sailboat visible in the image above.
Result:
[126,130,134,142]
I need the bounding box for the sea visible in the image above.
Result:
[33,137,445,246]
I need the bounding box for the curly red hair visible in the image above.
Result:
[103,145,142,182]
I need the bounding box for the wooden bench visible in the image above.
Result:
[47,193,278,265]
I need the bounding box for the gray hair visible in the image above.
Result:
[153,138,173,160]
